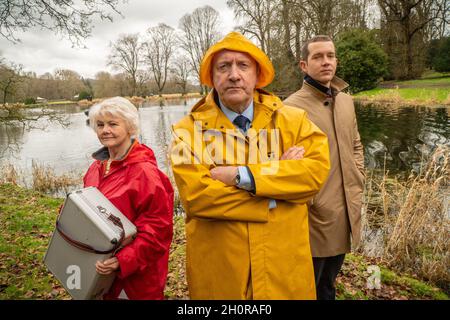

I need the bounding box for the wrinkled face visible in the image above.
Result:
[212,50,258,112]
[300,41,337,87]
[95,113,131,150]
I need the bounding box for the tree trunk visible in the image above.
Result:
[403,16,414,79]
[406,36,414,79]
[3,79,12,104]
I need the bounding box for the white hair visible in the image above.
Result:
[89,97,140,137]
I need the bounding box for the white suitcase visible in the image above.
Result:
[44,186,137,300]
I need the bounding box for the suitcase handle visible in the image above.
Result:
[55,214,125,255]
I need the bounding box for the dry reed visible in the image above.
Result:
[0,163,20,185]
[360,146,449,289]
[31,160,83,195]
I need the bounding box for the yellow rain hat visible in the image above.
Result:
[199,32,275,88]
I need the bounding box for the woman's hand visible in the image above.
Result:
[96,257,120,275]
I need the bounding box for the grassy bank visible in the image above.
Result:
[354,76,450,106]
[0,184,69,299]
[0,183,447,300]
[77,93,202,108]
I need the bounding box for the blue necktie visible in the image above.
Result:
[233,115,250,133]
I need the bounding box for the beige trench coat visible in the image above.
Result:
[284,76,365,257]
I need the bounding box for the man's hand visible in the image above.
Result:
[210,166,239,186]
[96,257,119,275]
[210,147,304,185]
[281,146,305,160]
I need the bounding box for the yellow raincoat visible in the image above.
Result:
[171,90,330,299]
[170,32,330,299]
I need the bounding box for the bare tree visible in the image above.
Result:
[289,0,372,38]
[143,23,177,96]
[0,102,70,157]
[378,0,448,79]
[0,0,123,46]
[225,0,374,92]
[93,71,115,98]
[0,61,23,103]
[426,0,450,39]
[227,0,278,57]
[112,72,132,96]
[135,69,150,96]
[53,69,85,100]
[171,54,192,95]
[178,5,222,94]
[0,103,69,128]
[108,33,142,96]
[35,72,55,100]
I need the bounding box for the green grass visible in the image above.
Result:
[420,70,450,79]
[380,267,448,300]
[354,74,450,105]
[396,77,450,86]
[355,87,450,105]
[164,215,188,299]
[336,253,448,300]
[0,183,69,299]
[0,183,448,300]
[355,87,450,102]
[47,100,76,105]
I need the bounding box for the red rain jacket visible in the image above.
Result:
[83,140,174,300]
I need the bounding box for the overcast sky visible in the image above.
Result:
[0,0,236,79]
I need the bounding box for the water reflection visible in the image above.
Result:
[0,100,195,188]
[142,97,192,108]
[0,123,26,157]
[356,103,450,173]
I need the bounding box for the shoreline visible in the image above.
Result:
[353,76,450,107]
[7,93,204,109]
[353,96,450,107]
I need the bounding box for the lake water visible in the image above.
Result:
[356,103,449,173]
[0,99,194,180]
[1,99,449,182]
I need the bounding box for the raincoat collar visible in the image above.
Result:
[302,75,349,99]
[190,89,281,135]
[92,139,157,176]
[92,138,138,161]
[91,138,157,166]
[304,74,333,97]
[219,98,254,123]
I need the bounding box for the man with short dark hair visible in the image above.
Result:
[284,35,365,300]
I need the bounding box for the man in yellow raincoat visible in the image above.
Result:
[170,32,330,299]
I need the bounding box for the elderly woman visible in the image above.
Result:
[84,96,173,300]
